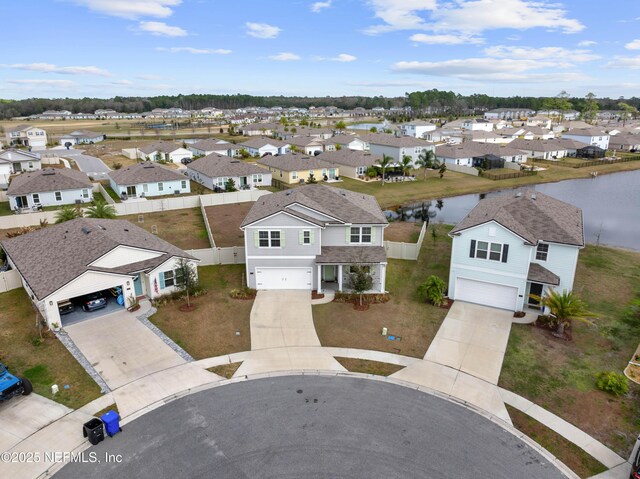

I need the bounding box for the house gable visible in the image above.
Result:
[90,245,165,269]
[245,210,321,229]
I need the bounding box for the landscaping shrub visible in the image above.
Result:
[229,287,257,300]
[112,162,123,170]
[596,371,629,396]
[333,292,389,304]
[417,275,446,306]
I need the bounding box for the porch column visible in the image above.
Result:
[379,264,386,293]
[317,265,322,293]
[338,264,343,292]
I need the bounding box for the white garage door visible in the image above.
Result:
[455,278,518,310]
[255,267,312,290]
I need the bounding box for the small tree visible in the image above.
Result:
[417,275,446,306]
[376,154,393,185]
[85,201,117,219]
[335,120,347,130]
[174,258,199,308]
[369,126,378,133]
[536,289,596,337]
[438,162,446,179]
[348,265,373,306]
[415,150,435,180]
[224,178,238,192]
[306,173,317,184]
[55,205,83,223]
[400,155,412,182]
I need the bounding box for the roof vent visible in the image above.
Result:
[81,227,91,235]
[230,160,240,163]
[124,228,129,232]
[42,170,56,176]
[531,193,537,200]
[98,225,106,230]
[515,192,522,198]
[285,191,292,196]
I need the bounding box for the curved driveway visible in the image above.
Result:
[58,376,566,479]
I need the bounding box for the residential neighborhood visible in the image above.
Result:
[0,1,639,478]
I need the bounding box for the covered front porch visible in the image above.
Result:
[315,246,387,294]
[524,262,560,313]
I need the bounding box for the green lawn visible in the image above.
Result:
[0,289,102,409]
[0,201,12,216]
[499,245,640,457]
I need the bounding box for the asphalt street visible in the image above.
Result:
[42,148,112,180]
[58,376,567,479]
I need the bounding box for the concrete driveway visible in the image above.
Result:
[250,291,321,350]
[424,301,513,384]
[64,310,185,389]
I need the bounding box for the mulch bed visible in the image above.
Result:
[311,290,325,300]
[533,316,572,341]
[179,304,197,312]
[440,299,454,309]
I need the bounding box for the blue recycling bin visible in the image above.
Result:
[100,410,122,437]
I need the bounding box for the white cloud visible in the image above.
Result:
[139,21,187,36]
[156,47,231,54]
[136,74,161,80]
[70,0,181,19]
[6,79,76,87]
[311,1,331,13]
[332,53,357,62]
[246,22,281,39]
[365,0,583,36]
[268,52,301,61]
[578,40,597,47]
[484,45,600,62]
[410,33,483,45]
[0,63,112,76]
[606,56,640,69]
[110,79,133,85]
[625,39,640,50]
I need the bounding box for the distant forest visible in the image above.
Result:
[0,90,638,120]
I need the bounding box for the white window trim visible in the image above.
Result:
[55,191,62,201]
[303,230,311,245]
[475,240,503,262]
[536,243,549,262]
[258,230,282,248]
[350,226,372,244]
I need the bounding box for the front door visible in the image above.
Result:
[328,168,336,179]
[528,282,544,308]
[13,163,22,173]
[126,185,137,197]
[323,265,336,282]
[133,275,143,296]
[16,196,28,208]
[239,176,248,187]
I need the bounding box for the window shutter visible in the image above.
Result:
[254,231,259,248]
[371,227,376,243]
[299,231,303,244]
[159,273,166,289]
[502,244,509,263]
[469,239,476,258]
[280,230,285,247]
[310,230,315,244]
[346,226,350,243]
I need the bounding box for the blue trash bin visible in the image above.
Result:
[100,410,122,437]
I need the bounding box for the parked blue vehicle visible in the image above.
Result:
[0,362,32,402]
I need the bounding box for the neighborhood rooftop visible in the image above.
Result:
[258,152,332,171]
[188,154,268,177]
[0,218,195,300]
[450,190,584,246]
[7,167,92,195]
[241,184,387,227]
[316,150,380,167]
[108,161,187,185]
[138,140,182,154]
[239,137,289,148]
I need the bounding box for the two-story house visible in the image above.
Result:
[5,124,48,149]
[8,168,93,211]
[108,162,191,199]
[561,128,610,150]
[0,149,42,189]
[447,190,584,311]
[400,120,437,138]
[364,133,435,166]
[241,185,388,293]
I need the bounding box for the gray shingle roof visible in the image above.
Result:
[450,190,584,246]
[0,149,40,164]
[191,138,231,152]
[8,168,92,195]
[316,150,380,167]
[0,218,196,300]
[257,153,333,172]
[108,162,186,186]
[188,154,269,178]
[138,141,182,154]
[509,138,589,152]
[241,184,388,227]
[239,137,289,149]
[527,262,560,285]
[361,133,433,148]
[316,246,387,264]
[60,130,104,139]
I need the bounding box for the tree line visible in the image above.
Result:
[0,90,638,120]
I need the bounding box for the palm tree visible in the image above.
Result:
[415,149,435,180]
[55,205,83,224]
[376,154,393,186]
[85,201,117,219]
[536,289,596,337]
[400,155,412,182]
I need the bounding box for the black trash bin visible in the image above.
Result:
[83,418,105,445]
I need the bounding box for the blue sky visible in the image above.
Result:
[2,0,639,100]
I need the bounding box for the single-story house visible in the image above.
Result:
[108,162,190,199]
[315,150,380,179]
[330,135,368,151]
[187,154,271,191]
[5,124,48,149]
[508,138,588,160]
[0,149,42,189]
[137,141,193,163]
[448,190,584,311]
[188,138,238,157]
[608,134,640,152]
[0,218,199,328]
[461,119,494,131]
[435,143,527,167]
[238,137,290,157]
[258,153,338,184]
[8,168,93,210]
[240,184,388,293]
[483,108,535,120]
[59,130,106,146]
[287,136,326,156]
[239,123,278,136]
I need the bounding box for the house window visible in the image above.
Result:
[32,193,39,204]
[55,191,62,201]
[28,162,34,169]
[472,240,506,262]
[258,230,281,248]
[252,174,263,183]
[158,182,164,192]
[536,243,549,261]
[476,241,489,259]
[82,189,89,199]
[181,180,187,189]
[163,270,175,287]
[356,166,366,175]
[350,226,372,244]
[303,230,311,244]
[489,242,502,261]
[292,171,297,180]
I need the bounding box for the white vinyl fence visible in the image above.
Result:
[187,247,245,266]
[383,221,427,260]
[0,269,22,293]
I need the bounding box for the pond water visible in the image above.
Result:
[386,169,640,251]
[347,121,388,131]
